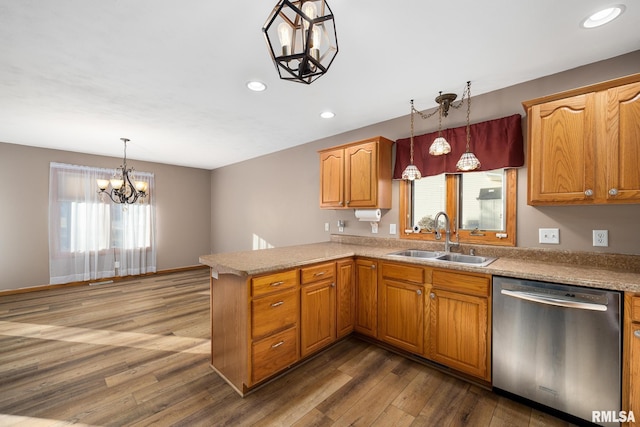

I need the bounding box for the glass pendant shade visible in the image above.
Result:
[456,151,481,171]
[401,164,422,181]
[429,136,451,156]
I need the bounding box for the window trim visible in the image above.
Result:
[399,168,517,246]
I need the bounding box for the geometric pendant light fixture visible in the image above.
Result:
[263,0,339,84]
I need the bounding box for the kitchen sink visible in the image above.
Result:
[434,253,496,267]
[388,249,444,259]
[387,249,496,267]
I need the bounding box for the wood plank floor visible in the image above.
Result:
[0,270,577,426]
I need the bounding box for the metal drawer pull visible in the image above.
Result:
[430,293,435,299]
[270,281,285,287]
[271,341,285,348]
[635,330,640,339]
[584,189,594,197]
[314,271,326,276]
[271,301,284,307]
[609,188,619,196]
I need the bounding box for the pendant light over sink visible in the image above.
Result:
[262,0,339,84]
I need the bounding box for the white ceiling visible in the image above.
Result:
[1,1,638,170]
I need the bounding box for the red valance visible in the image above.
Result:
[393,113,524,178]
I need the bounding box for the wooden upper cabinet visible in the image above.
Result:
[524,74,640,205]
[319,137,393,209]
[605,82,640,202]
[319,148,344,208]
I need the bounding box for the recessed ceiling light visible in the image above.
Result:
[320,111,335,119]
[246,81,267,92]
[581,5,625,28]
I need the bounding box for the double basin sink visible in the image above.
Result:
[388,249,496,267]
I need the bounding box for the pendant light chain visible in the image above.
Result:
[410,99,415,163]
[465,81,471,151]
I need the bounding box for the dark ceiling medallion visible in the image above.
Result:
[434,93,457,117]
[263,0,338,84]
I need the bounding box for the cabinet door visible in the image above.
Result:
[336,259,355,338]
[300,279,336,357]
[354,259,377,337]
[630,323,640,421]
[528,93,596,204]
[344,141,377,208]
[378,278,424,354]
[605,81,640,202]
[319,148,344,208]
[429,288,489,381]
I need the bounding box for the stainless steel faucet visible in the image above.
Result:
[433,211,459,252]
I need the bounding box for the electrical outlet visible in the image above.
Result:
[114,261,120,269]
[539,228,560,244]
[593,230,608,247]
[389,224,397,235]
[324,222,329,232]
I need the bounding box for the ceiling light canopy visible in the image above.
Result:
[263,0,339,84]
[581,5,625,28]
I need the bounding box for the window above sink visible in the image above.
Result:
[398,168,517,247]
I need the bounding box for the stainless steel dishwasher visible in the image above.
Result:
[492,276,622,427]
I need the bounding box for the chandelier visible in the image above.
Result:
[263,0,338,84]
[408,81,480,173]
[97,138,148,204]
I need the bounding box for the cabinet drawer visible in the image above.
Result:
[251,326,298,385]
[301,262,335,285]
[381,262,427,284]
[251,270,298,297]
[251,289,298,339]
[432,270,490,297]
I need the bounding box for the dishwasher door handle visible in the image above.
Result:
[500,289,607,311]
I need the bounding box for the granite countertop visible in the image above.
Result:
[199,241,640,293]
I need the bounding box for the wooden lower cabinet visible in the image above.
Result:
[300,278,336,357]
[624,293,640,426]
[378,262,430,354]
[336,259,355,338]
[354,258,378,337]
[429,269,491,382]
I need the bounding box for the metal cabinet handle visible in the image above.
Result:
[634,330,640,339]
[271,341,284,348]
[371,264,376,269]
[331,282,336,287]
[430,293,435,299]
[339,201,343,206]
[270,281,284,287]
[609,188,619,196]
[584,189,594,197]
[416,290,422,295]
[346,200,350,205]
[271,301,284,307]
[314,271,325,277]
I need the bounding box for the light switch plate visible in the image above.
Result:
[539,228,560,244]
[389,224,397,235]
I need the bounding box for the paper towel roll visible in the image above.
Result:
[355,209,381,222]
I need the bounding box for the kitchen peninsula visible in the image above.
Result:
[200,236,640,399]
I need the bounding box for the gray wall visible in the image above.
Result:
[0,142,211,290]
[210,50,640,256]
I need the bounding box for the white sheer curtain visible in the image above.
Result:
[48,162,156,284]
